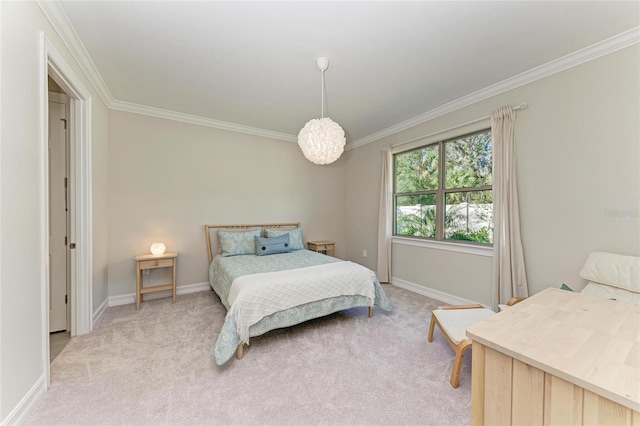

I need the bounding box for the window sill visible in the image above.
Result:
[392,236,493,257]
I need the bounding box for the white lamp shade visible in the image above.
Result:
[297,117,346,165]
[150,242,166,256]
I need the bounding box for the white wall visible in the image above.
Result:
[107,110,346,299]
[0,1,109,422]
[343,45,640,306]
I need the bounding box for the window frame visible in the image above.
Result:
[393,128,493,247]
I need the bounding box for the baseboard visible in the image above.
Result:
[108,282,211,307]
[110,278,480,308]
[92,297,108,326]
[1,375,47,426]
[391,276,489,308]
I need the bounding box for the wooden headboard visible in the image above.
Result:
[204,222,301,263]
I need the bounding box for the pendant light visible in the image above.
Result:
[297,57,346,165]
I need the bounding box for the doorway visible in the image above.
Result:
[48,79,72,359]
[41,33,94,383]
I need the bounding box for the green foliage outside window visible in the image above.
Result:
[394,130,493,244]
[395,145,439,193]
[395,194,437,238]
[445,132,492,190]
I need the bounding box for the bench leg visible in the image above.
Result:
[427,312,438,342]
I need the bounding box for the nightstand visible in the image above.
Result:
[307,241,335,257]
[134,252,178,310]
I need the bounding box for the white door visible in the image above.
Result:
[49,94,70,333]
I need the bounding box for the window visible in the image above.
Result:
[394,130,493,245]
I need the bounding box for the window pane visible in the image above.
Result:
[395,194,437,238]
[395,145,439,193]
[444,190,493,244]
[445,132,492,189]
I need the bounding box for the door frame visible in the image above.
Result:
[39,33,93,386]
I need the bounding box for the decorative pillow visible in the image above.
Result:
[219,229,261,257]
[216,227,261,254]
[255,234,292,256]
[560,283,573,291]
[265,228,304,250]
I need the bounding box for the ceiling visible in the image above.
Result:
[57,1,639,145]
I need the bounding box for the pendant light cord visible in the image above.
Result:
[321,69,325,118]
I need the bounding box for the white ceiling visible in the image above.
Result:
[57,1,639,144]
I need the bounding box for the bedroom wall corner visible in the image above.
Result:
[92,100,109,318]
[106,110,347,301]
[341,140,387,273]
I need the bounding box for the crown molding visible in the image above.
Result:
[36,0,114,107]
[347,26,640,150]
[37,1,638,148]
[111,100,298,142]
[37,0,298,143]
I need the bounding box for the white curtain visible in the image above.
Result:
[491,106,529,309]
[376,147,392,283]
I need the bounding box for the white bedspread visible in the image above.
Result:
[227,261,376,344]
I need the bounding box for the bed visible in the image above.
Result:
[205,222,392,365]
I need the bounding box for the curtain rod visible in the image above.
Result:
[390,102,528,150]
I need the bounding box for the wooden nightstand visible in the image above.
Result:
[307,241,335,257]
[134,252,178,310]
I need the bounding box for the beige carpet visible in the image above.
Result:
[25,285,471,425]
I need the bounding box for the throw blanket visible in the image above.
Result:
[227,261,376,344]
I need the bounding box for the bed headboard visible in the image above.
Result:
[204,222,301,263]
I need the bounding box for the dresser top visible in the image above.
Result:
[134,252,178,261]
[467,287,640,411]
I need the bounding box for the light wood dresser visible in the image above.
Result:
[467,287,639,425]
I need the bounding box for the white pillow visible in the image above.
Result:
[579,252,640,293]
